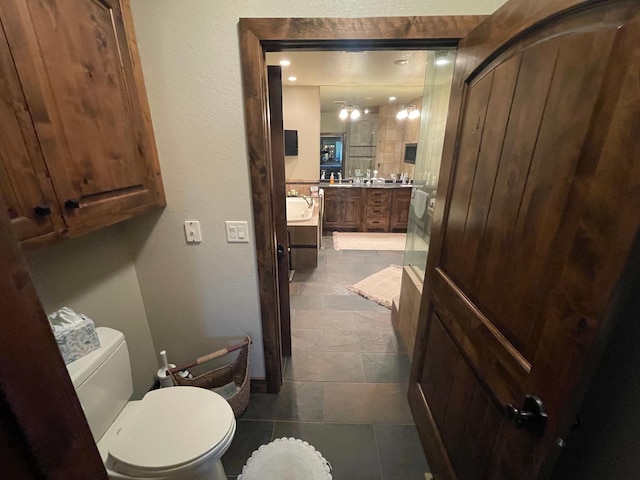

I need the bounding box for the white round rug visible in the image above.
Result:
[238,437,332,480]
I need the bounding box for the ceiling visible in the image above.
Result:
[266,50,456,113]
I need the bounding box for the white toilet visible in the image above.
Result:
[66,327,236,480]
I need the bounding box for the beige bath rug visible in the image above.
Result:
[333,232,406,251]
[347,265,402,309]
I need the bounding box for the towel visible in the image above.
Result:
[413,189,428,219]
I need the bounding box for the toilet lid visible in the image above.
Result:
[108,386,234,474]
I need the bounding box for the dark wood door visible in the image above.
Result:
[1,0,162,229]
[0,19,61,243]
[267,65,291,359]
[409,2,640,479]
[0,195,107,479]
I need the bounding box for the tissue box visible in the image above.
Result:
[48,307,100,364]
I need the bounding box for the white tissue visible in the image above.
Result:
[48,307,100,364]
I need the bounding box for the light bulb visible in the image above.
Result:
[396,108,408,120]
[339,108,348,120]
[408,108,420,119]
[350,108,361,120]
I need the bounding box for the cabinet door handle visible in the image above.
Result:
[33,204,51,216]
[65,199,80,209]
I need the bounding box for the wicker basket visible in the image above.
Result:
[169,335,251,417]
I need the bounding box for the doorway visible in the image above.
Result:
[238,16,485,394]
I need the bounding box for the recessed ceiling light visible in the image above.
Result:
[389,96,397,102]
[288,76,297,82]
[365,96,373,100]
[279,59,291,66]
[435,58,450,66]
[393,59,409,65]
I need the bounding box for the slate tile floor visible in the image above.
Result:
[222,235,430,479]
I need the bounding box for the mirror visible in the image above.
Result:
[320,133,344,180]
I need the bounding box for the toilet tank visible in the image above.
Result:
[66,327,133,441]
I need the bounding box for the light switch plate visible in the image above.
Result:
[225,221,249,243]
[184,220,202,243]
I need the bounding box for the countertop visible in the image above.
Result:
[320,182,413,189]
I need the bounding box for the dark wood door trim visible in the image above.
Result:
[238,16,485,394]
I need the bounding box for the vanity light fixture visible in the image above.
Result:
[337,104,361,121]
[397,105,419,120]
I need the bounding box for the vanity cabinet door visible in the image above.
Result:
[0,0,164,241]
[323,190,343,228]
[0,22,61,243]
[390,188,411,232]
[323,188,362,231]
[341,190,362,229]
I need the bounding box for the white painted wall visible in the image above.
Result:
[23,0,506,389]
[26,225,157,399]
[321,113,348,134]
[126,0,506,379]
[283,86,321,181]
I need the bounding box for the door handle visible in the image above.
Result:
[505,395,548,438]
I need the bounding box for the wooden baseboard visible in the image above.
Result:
[250,378,269,393]
[408,383,458,480]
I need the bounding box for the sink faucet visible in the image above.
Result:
[338,172,342,184]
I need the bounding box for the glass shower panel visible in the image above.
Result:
[403,50,456,280]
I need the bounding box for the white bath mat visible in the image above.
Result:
[347,265,402,309]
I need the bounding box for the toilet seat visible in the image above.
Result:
[99,386,235,478]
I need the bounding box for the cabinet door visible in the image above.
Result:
[1,0,163,231]
[341,191,362,229]
[0,21,60,242]
[323,190,342,228]
[390,188,411,231]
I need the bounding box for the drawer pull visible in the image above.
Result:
[33,204,51,216]
[65,199,80,209]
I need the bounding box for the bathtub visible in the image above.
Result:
[286,197,314,222]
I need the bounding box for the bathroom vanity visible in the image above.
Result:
[323,185,412,233]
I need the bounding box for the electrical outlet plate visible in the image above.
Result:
[184,220,202,243]
[225,221,249,243]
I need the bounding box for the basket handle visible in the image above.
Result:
[168,336,251,375]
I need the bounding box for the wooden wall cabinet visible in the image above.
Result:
[323,186,412,233]
[0,0,164,248]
